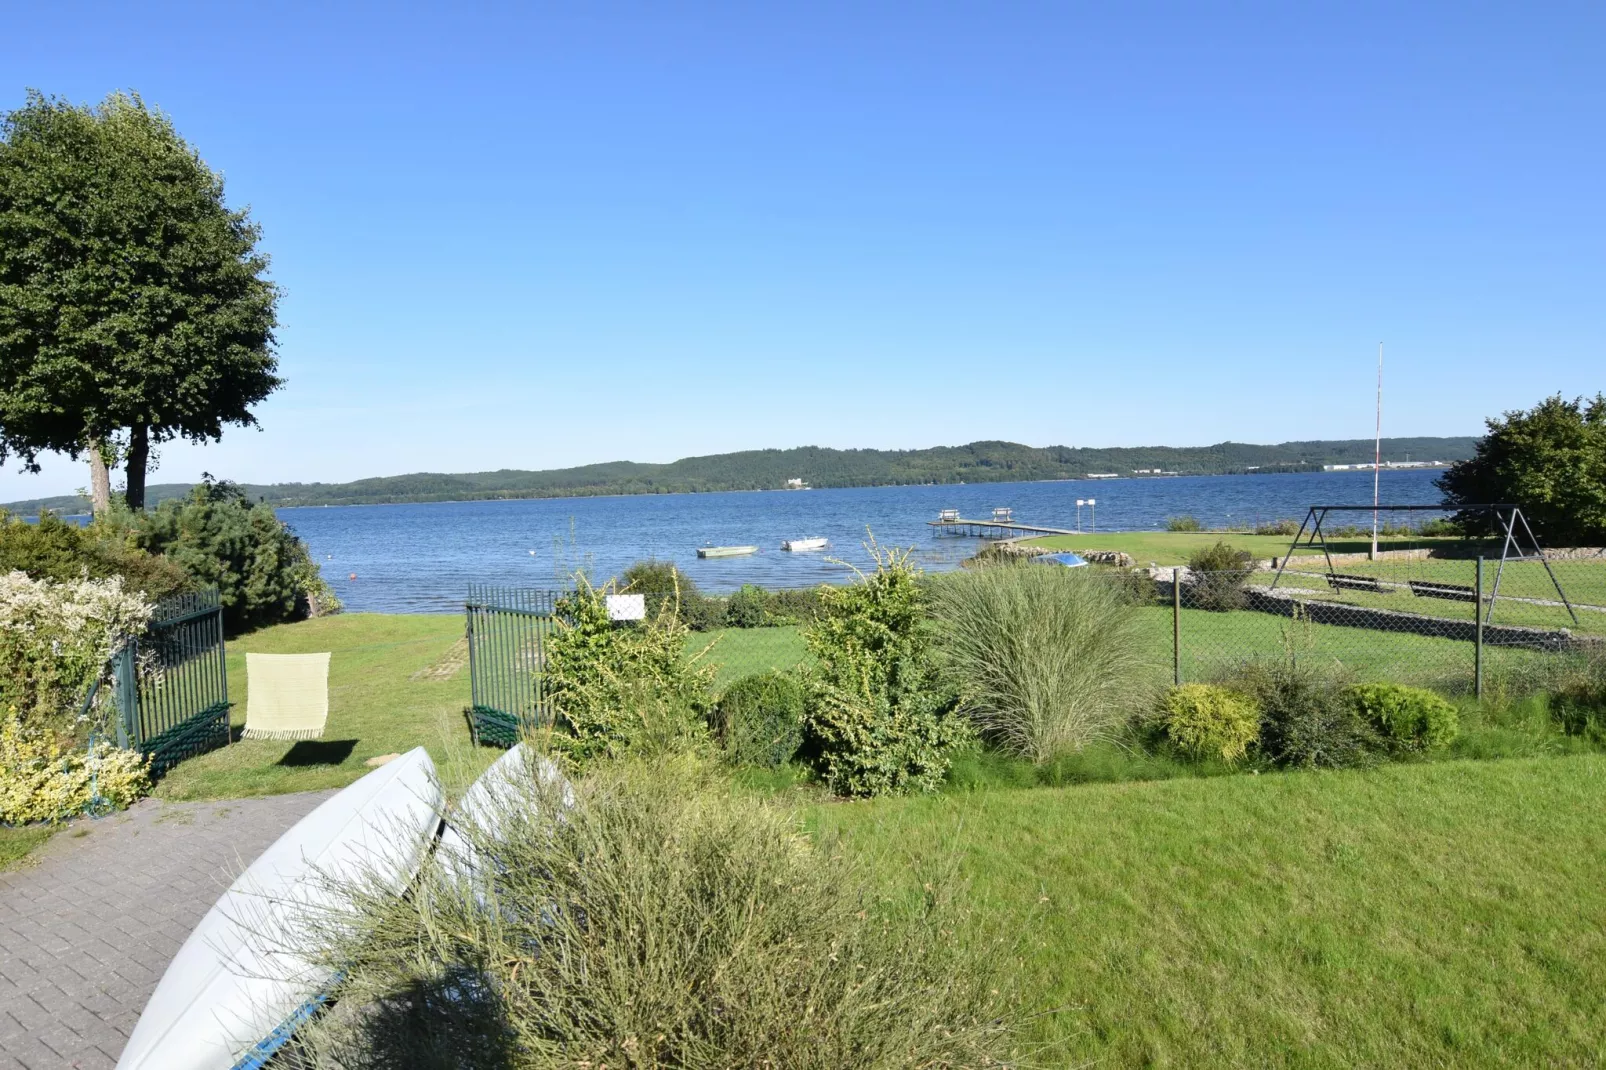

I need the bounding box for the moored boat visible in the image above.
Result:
[697,545,758,558]
[781,537,829,552]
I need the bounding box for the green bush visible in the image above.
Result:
[713,671,804,767]
[1343,683,1459,752]
[932,564,1152,763]
[544,577,715,766]
[766,586,825,624]
[802,542,967,797]
[620,559,721,630]
[1230,653,1375,769]
[293,757,1017,1068]
[1549,660,1606,743]
[1167,515,1203,532]
[1161,684,1261,763]
[1254,518,1300,536]
[724,583,769,628]
[0,511,191,602]
[1186,541,1255,611]
[132,480,338,634]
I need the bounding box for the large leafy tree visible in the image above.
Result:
[0,90,281,510]
[1437,394,1606,546]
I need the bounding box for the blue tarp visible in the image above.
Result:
[1034,552,1088,568]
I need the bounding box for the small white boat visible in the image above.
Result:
[116,748,443,1070]
[437,743,572,890]
[697,545,758,559]
[781,537,829,552]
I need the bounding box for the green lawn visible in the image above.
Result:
[688,625,811,690]
[812,755,1606,1067]
[1024,530,1449,565]
[154,613,494,802]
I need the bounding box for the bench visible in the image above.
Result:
[1407,579,1479,602]
[1326,573,1384,594]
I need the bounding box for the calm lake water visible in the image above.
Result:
[279,468,1448,613]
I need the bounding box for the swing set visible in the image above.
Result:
[1268,503,1578,626]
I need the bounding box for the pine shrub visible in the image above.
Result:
[1186,541,1255,612]
[1342,683,1459,752]
[1161,683,1260,763]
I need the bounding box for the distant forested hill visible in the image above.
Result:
[2,436,1478,513]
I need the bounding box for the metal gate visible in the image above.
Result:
[111,588,231,774]
[466,584,558,747]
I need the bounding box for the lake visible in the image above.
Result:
[279,467,1449,613]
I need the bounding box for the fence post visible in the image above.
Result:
[1172,567,1182,687]
[1474,556,1484,701]
[114,641,139,749]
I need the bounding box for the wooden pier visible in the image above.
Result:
[928,516,1079,539]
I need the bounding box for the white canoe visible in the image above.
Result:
[781,537,828,552]
[697,545,758,559]
[116,747,443,1070]
[437,743,572,889]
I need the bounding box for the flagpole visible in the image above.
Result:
[1372,342,1383,560]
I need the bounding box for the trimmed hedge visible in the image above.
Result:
[714,672,805,767]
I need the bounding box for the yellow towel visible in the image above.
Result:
[243,652,331,741]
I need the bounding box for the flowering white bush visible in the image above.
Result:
[0,570,154,736]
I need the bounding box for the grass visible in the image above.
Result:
[811,754,1606,1067]
[0,825,54,872]
[1025,530,1451,565]
[688,625,810,690]
[154,613,492,802]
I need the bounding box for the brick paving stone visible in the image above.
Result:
[0,790,333,1069]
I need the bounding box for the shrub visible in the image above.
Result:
[620,558,720,630]
[1167,514,1203,532]
[724,583,769,628]
[1186,541,1255,611]
[1549,660,1606,743]
[1161,683,1260,763]
[766,585,825,624]
[933,564,1153,763]
[1254,518,1300,536]
[1342,683,1459,752]
[802,542,967,797]
[1229,650,1374,769]
[712,671,805,767]
[0,571,153,737]
[132,480,338,634]
[0,706,150,823]
[0,510,191,602]
[290,758,1017,1068]
[544,576,715,766]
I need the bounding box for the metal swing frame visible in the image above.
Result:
[1268,503,1578,626]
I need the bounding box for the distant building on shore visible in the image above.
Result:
[1323,460,1448,472]
[784,477,810,489]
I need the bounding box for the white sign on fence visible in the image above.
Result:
[605,593,646,621]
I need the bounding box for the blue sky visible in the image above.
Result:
[2,1,1602,499]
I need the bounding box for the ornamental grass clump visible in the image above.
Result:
[932,563,1153,763]
[289,757,1020,1069]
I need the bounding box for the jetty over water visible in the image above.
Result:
[929,514,1079,539]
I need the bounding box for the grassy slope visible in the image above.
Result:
[154,613,494,802]
[1025,530,1447,564]
[813,756,1606,1067]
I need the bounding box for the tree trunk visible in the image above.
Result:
[88,441,112,516]
[125,425,149,511]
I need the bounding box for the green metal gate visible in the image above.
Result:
[111,588,231,774]
[466,584,558,747]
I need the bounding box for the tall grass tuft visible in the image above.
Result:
[932,564,1154,763]
[288,756,1020,1069]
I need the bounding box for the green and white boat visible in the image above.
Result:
[697,545,759,559]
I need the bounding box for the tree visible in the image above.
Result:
[0,90,281,511]
[1437,394,1606,547]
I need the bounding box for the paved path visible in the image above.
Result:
[0,791,335,1070]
